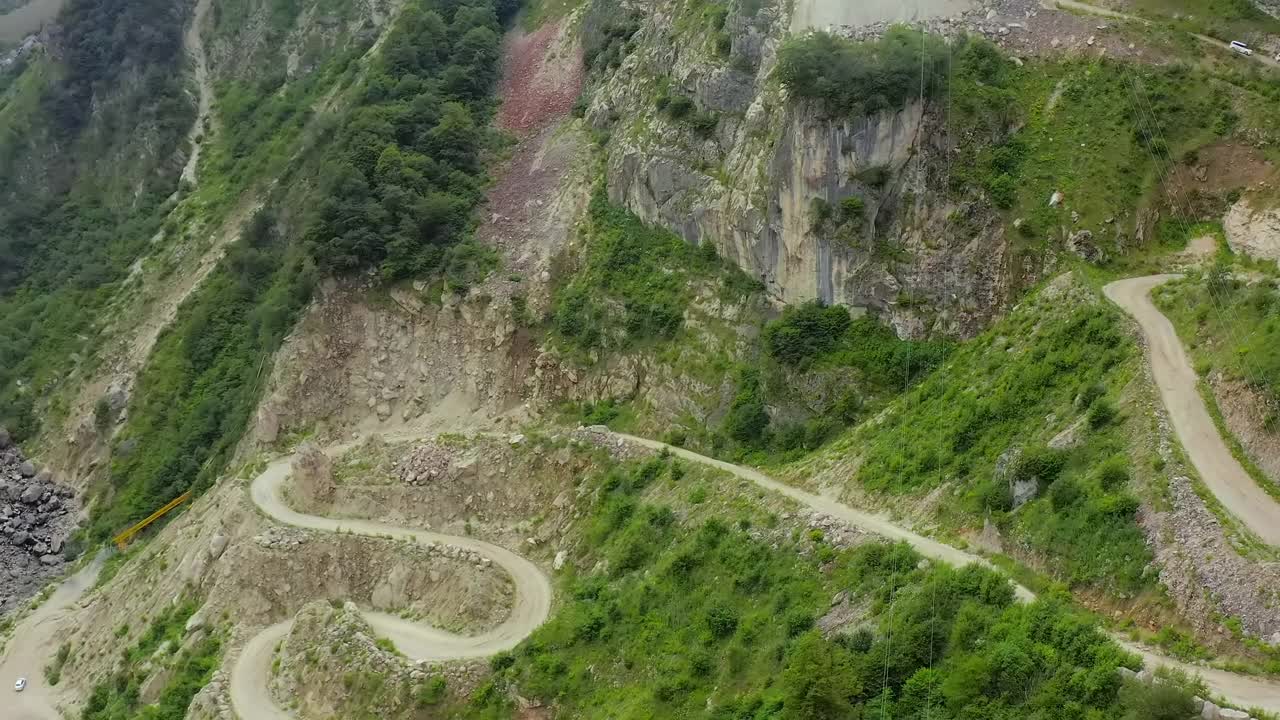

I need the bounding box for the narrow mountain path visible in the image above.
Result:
[228,445,553,720]
[1045,0,1280,69]
[617,434,1280,714]
[1105,275,1280,546]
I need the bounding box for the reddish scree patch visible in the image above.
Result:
[496,21,585,137]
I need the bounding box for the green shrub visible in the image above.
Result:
[1013,446,1067,485]
[1118,679,1195,720]
[667,94,694,119]
[1096,457,1129,491]
[839,196,865,223]
[1088,398,1118,429]
[724,369,769,445]
[777,27,948,116]
[551,190,759,356]
[415,676,447,706]
[763,302,852,366]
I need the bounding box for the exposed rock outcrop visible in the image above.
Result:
[269,601,482,720]
[1224,195,1280,265]
[591,0,1017,338]
[0,435,80,615]
[292,444,336,508]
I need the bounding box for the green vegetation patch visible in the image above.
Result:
[764,301,952,390]
[1154,265,1280,415]
[95,211,313,540]
[708,302,954,458]
[80,599,222,720]
[777,27,948,116]
[948,46,1231,250]
[552,190,761,357]
[464,455,1193,719]
[810,279,1153,592]
[305,1,507,280]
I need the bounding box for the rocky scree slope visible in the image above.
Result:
[0,427,78,615]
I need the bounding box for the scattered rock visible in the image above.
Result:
[186,609,209,635]
[1049,190,1064,207]
[0,443,80,614]
[553,550,567,570]
[1048,418,1086,450]
[1067,230,1103,262]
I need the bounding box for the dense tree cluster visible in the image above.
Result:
[41,0,189,137]
[305,0,504,279]
[776,27,949,116]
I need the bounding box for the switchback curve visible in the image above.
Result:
[229,448,553,720]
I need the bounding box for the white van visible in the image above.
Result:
[1230,41,1253,56]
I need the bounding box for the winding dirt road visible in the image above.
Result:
[0,553,104,720]
[1105,276,1280,546]
[9,425,1280,717]
[620,435,1280,714]
[1046,0,1280,70]
[228,449,553,720]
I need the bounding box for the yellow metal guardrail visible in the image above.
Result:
[112,491,192,551]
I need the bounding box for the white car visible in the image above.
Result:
[1229,40,1253,56]
[14,677,26,692]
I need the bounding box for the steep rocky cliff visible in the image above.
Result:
[587,0,1015,338]
[1225,191,1280,264]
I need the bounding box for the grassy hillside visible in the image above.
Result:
[1154,260,1280,418]
[784,276,1156,595]
[460,452,1198,720]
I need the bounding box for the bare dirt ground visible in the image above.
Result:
[1210,373,1280,487]
[791,0,974,31]
[496,22,584,137]
[1166,141,1276,198]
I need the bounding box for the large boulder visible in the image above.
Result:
[18,460,35,477]
[20,485,43,504]
[292,444,336,507]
